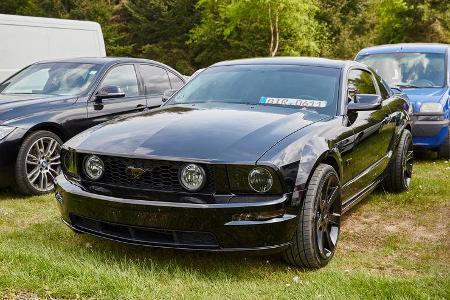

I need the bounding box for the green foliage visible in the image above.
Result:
[189,0,328,67]
[0,0,448,72]
[376,0,450,44]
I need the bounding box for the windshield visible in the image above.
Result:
[170,65,340,116]
[0,62,102,96]
[357,53,446,88]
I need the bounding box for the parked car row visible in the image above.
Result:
[0,43,448,269]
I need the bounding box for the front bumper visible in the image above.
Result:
[411,114,449,148]
[54,175,299,253]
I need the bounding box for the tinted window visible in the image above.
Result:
[171,65,340,116]
[140,65,171,95]
[0,62,101,96]
[348,70,377,95]
[168,72,184,90]
[101,65,139,97]
[357,52,446,88]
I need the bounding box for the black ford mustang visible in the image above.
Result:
[55,57,412,268]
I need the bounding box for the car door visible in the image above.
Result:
[138,64,172,108]
[87,63,147,126]
[343,68,395,198]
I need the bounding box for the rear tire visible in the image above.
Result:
[383,129,413,192]
[282,164,341,269]
[438,126,449,159]
[15,130,62,195]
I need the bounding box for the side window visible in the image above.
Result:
[140,64,171,95]
[100,65,139,97]
[348,69,377,95]
[168,72,185,90]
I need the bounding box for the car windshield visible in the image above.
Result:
[0,62,102,96]
[357,52,446,88]
[170,65,340,116]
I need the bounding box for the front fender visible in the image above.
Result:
[258,118,344,192]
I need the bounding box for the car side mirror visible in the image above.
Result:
[162,89,178,102]
[347,94,382,111]
[95,85,125,101]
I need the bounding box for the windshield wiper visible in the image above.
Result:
[395,84,421,89]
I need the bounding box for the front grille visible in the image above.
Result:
[80,155,215,193]
[70,215,219,248]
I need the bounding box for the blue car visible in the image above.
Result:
[355,43,449,158]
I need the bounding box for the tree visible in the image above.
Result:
[116,0,200,74]
[189,0,328,67]
[376,0,450,44]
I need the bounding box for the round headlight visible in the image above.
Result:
[179,163,206,192]
[84,155,104,180]
[248,167,273,193]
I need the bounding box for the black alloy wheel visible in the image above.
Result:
[282,164,341,269]
[383,129,413,192]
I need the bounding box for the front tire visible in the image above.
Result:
[15,130,62,195]
[282,164,341,269]
[438,126,449,159]
[383,129,413,192]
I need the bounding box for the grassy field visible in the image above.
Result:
[0,158,449,299]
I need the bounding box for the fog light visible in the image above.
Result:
[179,163,206,192]
[84,155,104,180]
[248,167,273,193]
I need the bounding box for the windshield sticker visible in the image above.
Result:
[259,97,327,108]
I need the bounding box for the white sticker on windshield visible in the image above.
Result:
[259,97,327,108]
[89,70,98,75]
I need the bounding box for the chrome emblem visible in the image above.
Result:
[126,166,150,179]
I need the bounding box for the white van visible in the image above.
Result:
[0,14,106,81]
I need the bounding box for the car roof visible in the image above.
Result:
[32,57,181,74]
[211,57,361,69]
[357,43,449,56]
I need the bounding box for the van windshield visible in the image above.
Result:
[357,52,446,88]
[0,62,101,96]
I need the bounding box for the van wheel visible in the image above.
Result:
[438,126,449,159]
[15,130,62,195]
[282,164,341,269]
[383,129,413,192]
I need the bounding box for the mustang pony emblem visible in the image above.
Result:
[126,166,150,179]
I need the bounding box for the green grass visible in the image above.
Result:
[0,159,449,299]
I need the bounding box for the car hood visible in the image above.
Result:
[401,87,449,112]
[66,103,328,163]
[0,94,75,124]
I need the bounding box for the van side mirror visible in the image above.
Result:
[95,85,125,101]
[162,89,178,102]
[348,94,382,111]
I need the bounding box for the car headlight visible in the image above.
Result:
[248,167,273,193]
[84,155,104,180]
[179,163,206,192]
[420,103,443,113]
[0,126,15,140]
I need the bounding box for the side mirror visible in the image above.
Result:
[348,94,382,111]
[162,89,178,102]
[95,85,125,101]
